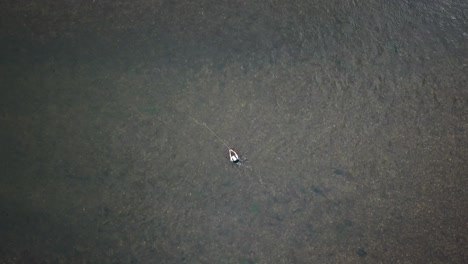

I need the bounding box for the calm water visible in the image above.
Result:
[1,1,467,263]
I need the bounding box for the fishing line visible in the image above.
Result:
[188,115,230,150]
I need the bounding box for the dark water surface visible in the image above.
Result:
[1,1,467,263]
